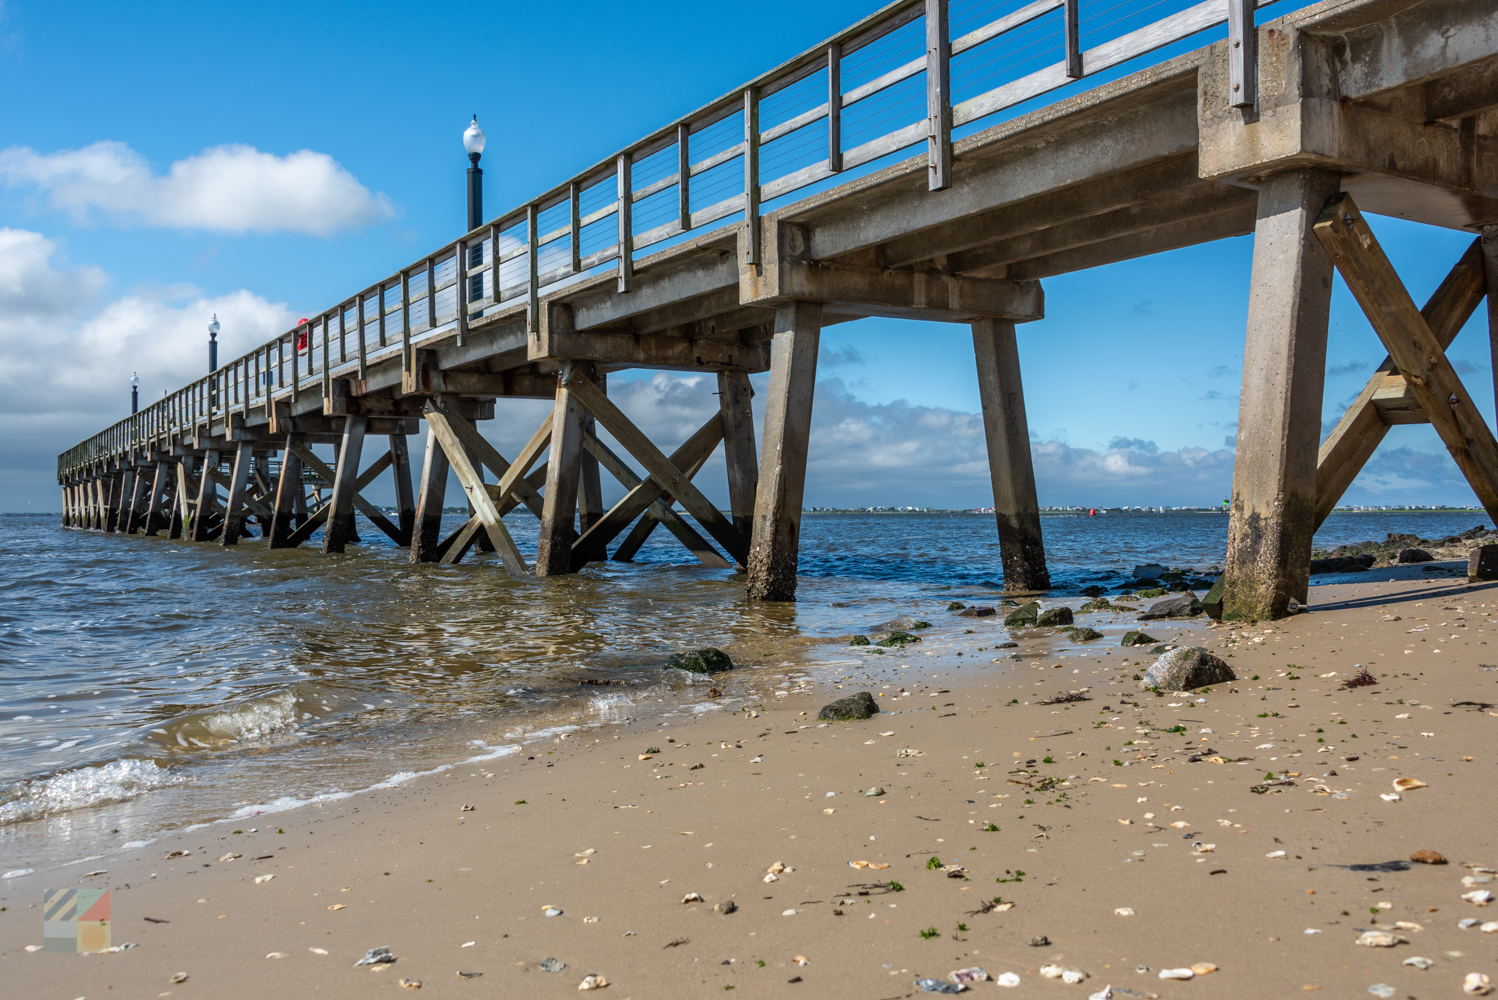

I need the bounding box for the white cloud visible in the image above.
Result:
[0,141,394,236]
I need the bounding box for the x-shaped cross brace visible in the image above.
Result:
[1313,193,1498,526]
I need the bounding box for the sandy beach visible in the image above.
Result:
[5,572,1497,999]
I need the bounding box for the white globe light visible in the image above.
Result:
[130,371,140,388]
[208,313,220,337]
[463,116,486,156]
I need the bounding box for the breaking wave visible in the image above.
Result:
[0,759,182,825]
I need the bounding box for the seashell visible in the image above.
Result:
[1159,968,1194,980]
[1266,850,1287,858]
[575,849,596,857]
[767,862,786,874]
[996,972,1022,987]
[576,858,589,865]
[1410,850,1447,864]
[1460,918,1482,929]
[680,893,703,904]
[583,916,599,924]
[1466,972,1494,996]
[254,874,274,883]
[865,787,885,797]
[355,946,395,966]
[1392,921,1424,932]
[1040,965,1064,979]
[398,979,421,989]
[1062,969,1088,985]
[23,945,42,952]
[1088,988,1113,1000]
[1115,907,1135,917]
[849,860,869,869]
[1463,875,1494,886]
[939,865,966,876]
[167,850,190,859]
[1380,793,1402,802]
[1193,843,1216,853]
[1482,921,1498,933]
[170,973,188,983]
[781,909,797,916]
[1393,777,1427,791]
[543,907,563,917]
[1375,901,1393,910]
[1169,821,1189,828]
[714,901,736,914]
[327,904,346,911]
[949,967,989,983]
[994,901,1014,911]
[539,958,566,973]
[1403,957,1434,969]
[1190,963,1218,976]
[638,754,652,761]
[1463,890,1493,905]
[823,808,835,814]
[265,952,289,959]
[793,956,810,966]
[1355,931,1404,947]
[577,974,608,990]
[763,873,779,883]
[309,948,328,955]
[218,853,241,861]
[897,748,924,758]
[914,978,964,994]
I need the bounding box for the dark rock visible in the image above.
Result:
[666,648,734,673]
[1120,630,1158,646]
[1066,626,1102,641]
[1135,587,1166,598]
[818,691,879,721]
[1138,592,1202,620]
[1036,606,1074,627]
[996,641,1018,649]
[1309,554,1375,575]
[1132,563,1167,579]
[876,631,921,648]
[1139,646,1234,691]
[1201,577,1225,621]
[958,606,996,618]
[1003,602,1040,627]
[1079,598,1111,612]
[1470,545,1498,582]
[868,615,931,641]
[1398,547,1434,564]
[1000,599,1020,607]
[947,601,966,611]
[1080,585,1107,598]
[849,635,870,646]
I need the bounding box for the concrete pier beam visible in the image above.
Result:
[1222,169,1340,620]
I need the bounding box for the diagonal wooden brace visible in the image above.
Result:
[578,433,731,570]
[430,396,548,520]
[289,443,406,545]
[560,367,748,565]
[422,403,529,577]
[569,412,725,568]
[1314,194,1498,524]
[1313,237,1488,529]
[439,466,548,565]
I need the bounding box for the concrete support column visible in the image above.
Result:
[221,441,255,546]
[323,415,367,553]
[535,365,592,576]
[1223,168,1340,620]
[972,318,1051,592]
[410,421,451,563]
[389,433,416,547]
[746,301,822,602]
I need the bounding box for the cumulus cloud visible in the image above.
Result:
[0,141,394,236]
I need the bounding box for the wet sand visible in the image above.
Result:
[4,573,1497,998]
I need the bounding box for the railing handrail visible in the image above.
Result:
[59,0,1291,480]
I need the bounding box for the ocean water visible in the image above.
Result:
[0,508,1483,875]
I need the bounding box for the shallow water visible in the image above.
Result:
[0,508,1483,874]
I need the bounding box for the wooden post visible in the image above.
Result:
[190,450,221,542]
[746,301,822,601]
[1062,0,1082,78]
[423,404,528,576]
[827,43,843,173]
[221,441,255,546]
[743,88,761,267]
[1483,226,1498,423]
[323,416,367,553]
[171,457,193,539]
[578,374,606,534]
[94,476,108,531]
[122,468,145,533]
[144,461,170,536]
[536,367,591,575]
[410,420,452,563]
[106,471,129,533]
[925,0,952,192]
[718,370,758,556]
[267,438,303,548]
[616,155,634,293]
[973,319,1051,592]
[1222,169,1340,620]
[1228,0,1256,108]
[390,433,416,546]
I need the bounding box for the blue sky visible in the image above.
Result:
[0,0,1489,513]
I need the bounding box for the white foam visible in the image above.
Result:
[0,759,182,825]
[2,868,35,879]
[199,691,300,741]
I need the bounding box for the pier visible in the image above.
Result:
[57,0,1498,619]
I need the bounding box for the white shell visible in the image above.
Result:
[1088,987,1113,1000]
[1114,907,1135,917]
[1403,957,1435,969]
[1040,965,1064,979]
[577,974,608,991]
[1465,972,1493,996]
[1463,890,1494,905]
[1393,777,1427,791]
[1062,969,1087,985]
[763,873,779,883]
[1159,968,1194,980]
[996,972,1022,988]
[1355,931,1404,947]
[1483,922,1498,933]
[681,893,703,904]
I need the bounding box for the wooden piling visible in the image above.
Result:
[410,421,452,563]
[144,461,170,536]
[267,438,304,548]
[1483,227,1498,422]
[578,374,606,534]
[189,450,221,542]
[718,370,759,561]
[535,367,591,576]
[221,442,255,546]
[1222,169,1340,620]
[323,416,368,553]
[389,433,416,546]
[746,301,822,602]
[972,318,1050,592]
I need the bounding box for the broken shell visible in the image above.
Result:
[865,787,884,796]
[1193,843,1216,853]
[1410,850,1447,865]
[1115,908,1135,917]
[1462,891,1493,906]
[575,849,596,857]
[167,850,190,859]
[1062,969,1088,985]
[949,967,989,983]
[583,916,599,924]
[254,874,275,884]
[398,979,422,989]
[355,946,396,966]
[793,956,810,966]
[897,748,924,757]
[170,973,188,984]
[540,958,566,973]
[1266,850,1287,858]
[1169,821,1189,828]
[217,853,241,862]
[1190,963,1218,976]
[578,974,609,990]
[1159,968,1194,980]
[543,907,563,917]
[265,952,289,959]
[1393,777,1427,791]
[327,904,346,911]
[996,972,1022,987]
[1088,988,1113,1000]
[1380,793,1402,802]
[681,893,703,904]
[763,873,779,883]
[1460,918,1482,929]
[1466,973,1494,996]
[767,862,786,874]
[1355,931,1405,947]
[1403,957,1435,969]
[914,978,965,994]
[309,948,328,955]
[1040,965,1064,979]
[1482,922,1498,933]
[714,901,737,914]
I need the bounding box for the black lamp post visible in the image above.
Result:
[463,115,486,232]
[130,372,139,414]
[208,314,220,373]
